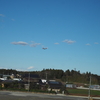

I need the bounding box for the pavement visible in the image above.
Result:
[56,93,100,100]
[0,90,100,100]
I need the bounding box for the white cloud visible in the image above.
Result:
[16,66,34,71]
[0,14,5,17]
[86,43,91,46]
[0,67,3,69]
[54,42,59,45]
[11,41,28,45]
[16,69,27,71]
[30,42,41,47]
[63,39,76,44]
[0,67,7,69]
[11,41,42,47]
[94,42,99,44]
[27,66,34,69]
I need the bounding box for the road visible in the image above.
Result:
[1,91,99,100]
[0,91,88,100]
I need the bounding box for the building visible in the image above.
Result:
[1,80,24,89]
[90,85,100,89]
[66,83,76,88]
[22,73,42,84]
[12,78,21,81]
[41,79,47,83]
[3,75,11,80]
[47,80,62,92]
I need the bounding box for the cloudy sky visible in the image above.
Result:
[0,0,100,75]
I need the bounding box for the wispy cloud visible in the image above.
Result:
[54,42,59,45]
[11,19,15,21]
[16,66,34,71]
[0,14,5,17]
[63,39,76,44]
[16,69,27,71]
[30,42,41,47]
[0,67,3,69]
[11,41,28,45]
[11,41,42,47]
[27,66,34,69]
[94,42,99,44]
[86,43,91,46]
[0,66,7,69]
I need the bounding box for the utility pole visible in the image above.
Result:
[28,72,30,92]
[46,72,47,81]
[88,76,91,100]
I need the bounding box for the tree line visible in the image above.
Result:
[0,69,100,84]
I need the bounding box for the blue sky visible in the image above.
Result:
[0,0,100,75]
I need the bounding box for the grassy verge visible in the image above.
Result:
[67,88,100,97]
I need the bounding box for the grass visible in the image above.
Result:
[67,88,100,97]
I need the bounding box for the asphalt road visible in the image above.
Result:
[0,91,99,100]
[0,91,88,100]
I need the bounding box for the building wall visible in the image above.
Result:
[66,84,76,88]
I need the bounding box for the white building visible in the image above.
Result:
[41,79,47,83]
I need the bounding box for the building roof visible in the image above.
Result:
[22,74,40,79]
[1,80,24,84]
[2,80,14,83]
[48,81,62,89]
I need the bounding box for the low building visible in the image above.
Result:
[41,79,47,83]
[1,80,14,88]
[22,73,42,84]
[90,85,100,89]
[66,83,76,88]
[47,81,62,92]
[3,75,11,80]
[1,80,24,89]
[10,74,15,79]
[0,78,5,80]
[12,78,21,81]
